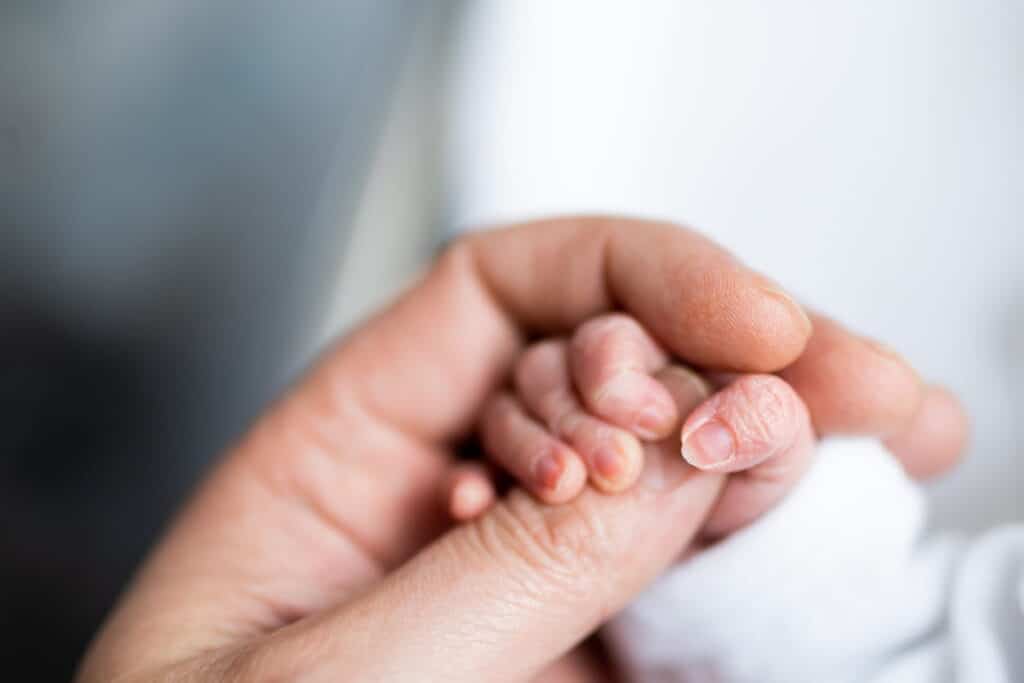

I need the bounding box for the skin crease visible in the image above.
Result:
[76,217,968,683]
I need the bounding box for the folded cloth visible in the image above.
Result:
[605,439,1024,682]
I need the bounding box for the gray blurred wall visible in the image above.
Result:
[0,2,448,676]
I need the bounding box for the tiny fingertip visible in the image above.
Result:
[681,418,737,470]
[589,431,644,492]
[633,401,677,440]
[534,451,566,491]
[531,446,588,503]
[450,478,493,520]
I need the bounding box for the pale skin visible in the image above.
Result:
[446,313,967,540]
[77,217,968,682]
[446,313,819,539]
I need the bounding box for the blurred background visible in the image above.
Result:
[2,1,1021,678]
[1,2,456,676]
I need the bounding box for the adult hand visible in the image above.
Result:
[77,218,964,682]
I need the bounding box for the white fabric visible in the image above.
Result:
[603,440,1024,682]
[446,2,1024,680]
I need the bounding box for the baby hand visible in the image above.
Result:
[447,313,816,539]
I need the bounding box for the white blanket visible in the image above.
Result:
[604,440,1024,682]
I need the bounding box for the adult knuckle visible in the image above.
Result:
[476,492,615,597]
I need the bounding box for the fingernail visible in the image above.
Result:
[534,453,564,490]
[593,374,637,414]
[593,431,642,487]
[594,447,625,480]
[865,338,905,363]
[634,405,673,440]
[759,284,812,334]
[681,419,736,469]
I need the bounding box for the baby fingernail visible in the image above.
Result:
[681,419,736,469]
[592,433,642,487]
[534,452,564,490]
[635,405,673,440]
[594,447,625,480]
